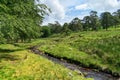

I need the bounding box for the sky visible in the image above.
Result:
[40,0,120,25]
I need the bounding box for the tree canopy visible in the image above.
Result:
[1,0,120,41]
[69,17,82,32]
[100,12,112,30]
[0,0,50,43]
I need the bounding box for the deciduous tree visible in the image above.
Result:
[100,12,112,30]
[69,17,82,32]
[0,0,50,43]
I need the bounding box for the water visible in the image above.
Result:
[30,47,119,80]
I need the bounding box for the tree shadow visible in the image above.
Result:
[0,49,15,53]
[0,53,19,62]
[0,48,23,53]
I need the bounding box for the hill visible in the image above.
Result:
[35,29,120,76]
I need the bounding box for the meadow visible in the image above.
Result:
[36,29,120,76]
[0,28,120,80]
[0,44,91,80]
[0,0,120,80]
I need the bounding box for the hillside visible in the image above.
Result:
[0,0,120,80]
[35,29,120,76]
[0,29,120,80]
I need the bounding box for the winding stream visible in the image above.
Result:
[30,46,120,80]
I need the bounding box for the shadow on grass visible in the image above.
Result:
[0,53,19,61]
[0,48,23,53]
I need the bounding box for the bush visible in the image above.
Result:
[41,26,51,38]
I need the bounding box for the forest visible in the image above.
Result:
[41,10,120,38]
[0,0,120,80]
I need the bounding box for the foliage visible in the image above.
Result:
[89,11,100,30]
[48,21,62,34]
[82,11,100,31]
[100,12,113,30]
[46,9,120,34]
[69,17,83,31]
[82,16,92,31]
[112,12,120,27]
[62,23,72,35]
[0,0,50,43]
[41,26,51,37]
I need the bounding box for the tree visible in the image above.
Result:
[100,12,112,30]
[0,0,50,43]
[48,21,62,34]
[69,17,82,32]
[90,11,100,31]
[41,26,51,38]
[117,9,120,19]
[82,16,91,31]
[112,12,120,28]
[62,23,71,35]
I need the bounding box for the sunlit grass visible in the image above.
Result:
[1,28,119,79]
[37,29,120,75]
[0,50,91,80]
[0,44,22,51]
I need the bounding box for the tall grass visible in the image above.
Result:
[38,29,120,76]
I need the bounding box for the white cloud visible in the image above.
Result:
[59,0,82,7]
[41,0,65,25]
[41,0,120,25]
[86,0,120,12]
[47,0,65,19]
[74,0,120,12]
[75,4,88,10]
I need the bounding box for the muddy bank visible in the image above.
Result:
[29,46,120,80]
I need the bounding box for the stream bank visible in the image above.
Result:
[29,46,119,80]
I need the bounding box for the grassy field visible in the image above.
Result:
[0,44,91,80]
[0,28,120,79]
[34,29,120,76]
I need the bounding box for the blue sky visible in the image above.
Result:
[40,0,120,25]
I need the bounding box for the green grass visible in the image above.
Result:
[35,29,120,75]
[0,45,91,80]
[1,28,119,79]
[0,44,23,51]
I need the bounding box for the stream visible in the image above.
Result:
[30,46,120,80]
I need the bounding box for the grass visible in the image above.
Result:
[35,29,120,76]
[0,44,23,52]
[0,44,91,80]
[1,28,119,79]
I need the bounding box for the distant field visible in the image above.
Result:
[0,44,91,80]
[36,29,120,76]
